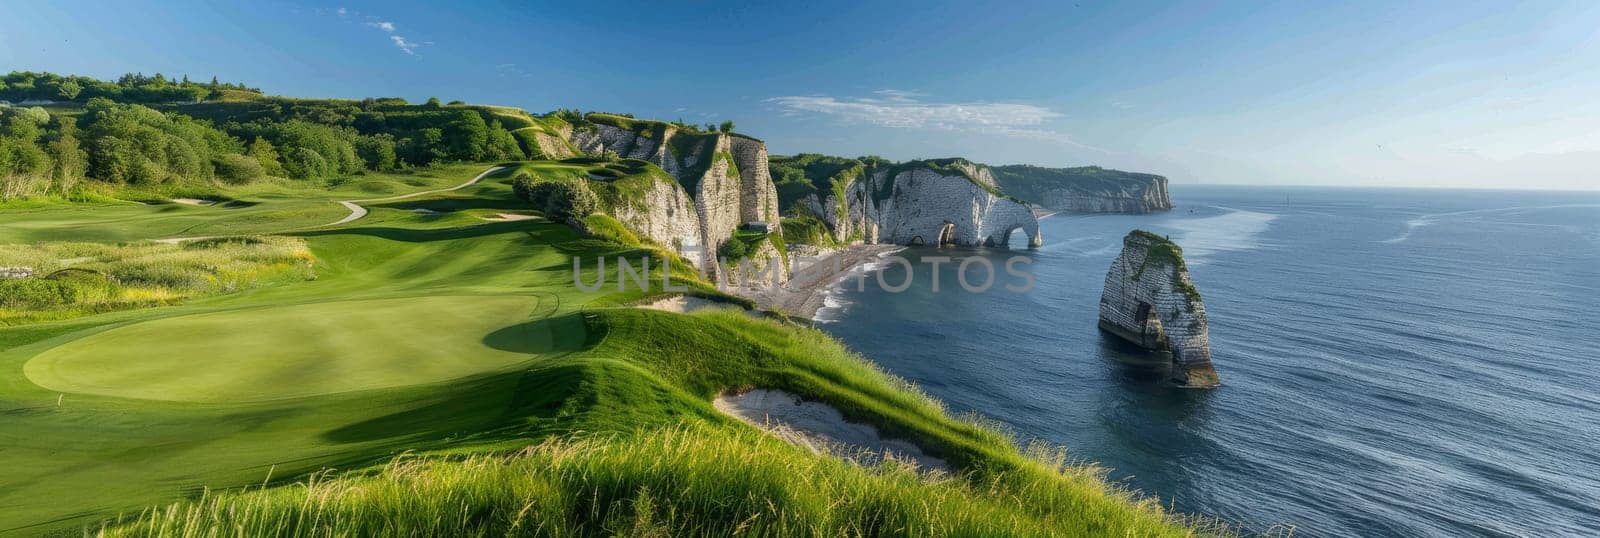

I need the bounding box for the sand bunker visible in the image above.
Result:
[714,388,948,472]
[636,295,737,314]
[481,213,538,222]
[171,198,216,206]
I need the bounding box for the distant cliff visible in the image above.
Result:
[777,156,1041,248]
[1098,230,1217,388]
[991,165,1171,214]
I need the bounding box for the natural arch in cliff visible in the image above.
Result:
[1001,225,1042,249]
[936,223,956,246]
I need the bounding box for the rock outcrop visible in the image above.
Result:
[566,114,784,284]
[1097,230,1218,387]
[991,165,1172,214]
[803,159,1042,248]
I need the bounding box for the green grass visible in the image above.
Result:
[100,425,1202,538]
[0,162,1213,536]
[23,295,561,402]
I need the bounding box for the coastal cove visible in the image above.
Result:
[817,186,1600,536]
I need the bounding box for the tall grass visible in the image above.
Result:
[98,425,1219,537]
[0,236,314,324]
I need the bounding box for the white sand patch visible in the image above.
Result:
[409,208,440,215]
[715,388,949,472]
[171,198,215,206]
[482,212,538,222]
[630,294,755,315]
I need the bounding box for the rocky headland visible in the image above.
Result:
[992,165,1172,214]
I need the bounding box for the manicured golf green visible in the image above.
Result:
[24,295,549,402]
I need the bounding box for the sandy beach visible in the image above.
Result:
[725,244,903,319]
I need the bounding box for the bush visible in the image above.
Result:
[718,237,749,261]
[282,147,330,180]
[212,154,265,184]
[540,180,598,224]
[515,176,598,224]
[0,278,84,309]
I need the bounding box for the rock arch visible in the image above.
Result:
[1000,224,1042,249]
[936,223,956,247]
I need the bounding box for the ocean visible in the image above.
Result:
[816,186,1600,536]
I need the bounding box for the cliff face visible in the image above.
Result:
[605,173,702,254]
[804,161,1041,248]
[991,165,1172,214]
[567,116,782,284]
[1097,230,1218,388]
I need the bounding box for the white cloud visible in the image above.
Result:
[336,7,347,16]
[346,15,422,55]
[390,35,418,55]
[767,90,1107,152]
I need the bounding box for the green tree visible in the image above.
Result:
[443,110,489,161]
[247,137,285,177]
[719,120,735,133]
[0,111,53,199]
[355,134,398,172]
[484,120,524,161]
[282,147,330,180]
[57,79,82,100]
[212,153,265,184]
[47,118,87,195]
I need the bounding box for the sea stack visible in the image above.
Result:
[1098,230,1219,388]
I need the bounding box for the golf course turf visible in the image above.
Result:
[0,163,1203,536]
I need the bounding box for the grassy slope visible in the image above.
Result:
[0,164,1204,536]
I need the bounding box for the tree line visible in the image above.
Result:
[0,73,537,201]
[1,71,261,105]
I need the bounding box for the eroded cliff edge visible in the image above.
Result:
[992,165,1171,214]
[1098,230,1218,387]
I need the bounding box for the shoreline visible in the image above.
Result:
[725,244,904,320]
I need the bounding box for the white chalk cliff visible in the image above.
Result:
[566,115,785,284]
[1097,230,1218,388]
[804,160,1042,248]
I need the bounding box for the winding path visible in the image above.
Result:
[155,165,506,244]
[322,165,507,227]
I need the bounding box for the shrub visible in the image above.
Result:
[211,154,265,184]
[514,176,598,224]
[0,278,83,309]
[511,173,536,203]
[540,180,598,224]
[718,237,749,261]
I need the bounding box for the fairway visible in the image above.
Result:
[24,295,555,403]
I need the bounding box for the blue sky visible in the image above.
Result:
[4,0,1597,189]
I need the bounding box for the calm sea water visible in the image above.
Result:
[818,186,1600,536]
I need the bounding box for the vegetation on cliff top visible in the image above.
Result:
[1128,229,1204,306]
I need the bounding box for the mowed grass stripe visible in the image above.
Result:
[23,295,554,403]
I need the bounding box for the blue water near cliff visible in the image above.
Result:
[817,186,1600,536]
